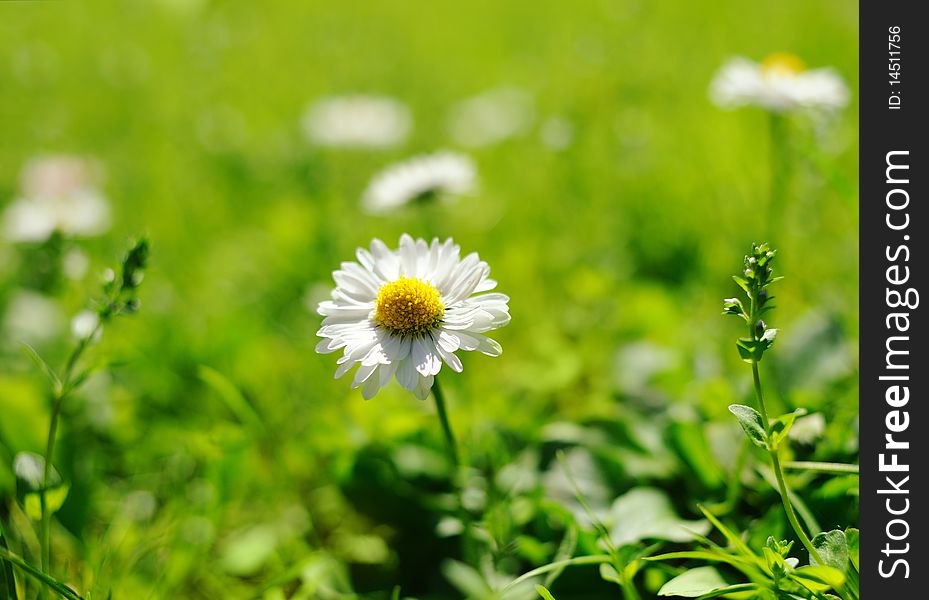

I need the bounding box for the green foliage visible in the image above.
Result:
[728,404,768,449]
[0,1,857,598]
[657,566,728,597]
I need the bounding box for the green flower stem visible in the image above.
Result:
[431,378,459,469]
[751,361,823,565]
[782,461,860,475]
[40,325,99,586]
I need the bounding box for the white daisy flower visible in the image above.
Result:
[446,86,534,148]
[361,151,476,215]
[2,155,110,243]
[316,234,510,400]
[302,95,412,149]
[709,54,849,113]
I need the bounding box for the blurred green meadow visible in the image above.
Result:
[1,1,857,599]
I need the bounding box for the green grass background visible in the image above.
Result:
[0,1,857,598]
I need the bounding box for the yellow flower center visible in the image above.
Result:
[761,52,806,76]
[374,277,444,336]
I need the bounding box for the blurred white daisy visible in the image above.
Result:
[709,53,849,113]
[2,155,110,243]
[446,86,535,147]
[539,116,575,151]
[361,151,476,215]
[316,234,510,400]
[3,290,64,344]
[302,95,412,149]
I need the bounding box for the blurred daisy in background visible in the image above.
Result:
[2,289,64,344]
[709,53,849,113]
[301,95,412,149]
[446,86,535,147]
[361,151,476,215]
[2,155,111,243]
[316,234,510,400]
[539,116,575,151]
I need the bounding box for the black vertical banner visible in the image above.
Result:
[860,1,926,595]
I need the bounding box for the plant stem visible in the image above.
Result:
[39,329,96,589]
[504,555,612,591]
[782,461,860,475]
[431,378,459,468]
[751,362,823,564]
[0,548,84,600]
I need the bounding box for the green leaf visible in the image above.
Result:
[669,422,725,488]
[24,485,70,522]
[769,409,806,450]
[13,452,70,521]
[20,343,61,393]
[736,337,773,363]
[536,585,557,600]
[657,566,727,597]
[791,565,846,591]
[727,405,767,449]
[198,366,265,434]
[219,525,279,576]
[599,563,621,585]
[845,528,859,572]
[608,488,709,546]
[442,560,492,598]
[0,522,17,600]
[0,548,84,600]
[732,275,751,295]
[810,530,849,572]
[763,547,786,577]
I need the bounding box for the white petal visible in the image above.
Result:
[379,360,399,386]
[452,331,503,356]
[334,361,355,379]
[362,370,383,399]
[396,357,419,391]
[412,336,442,377]
[398,233,418,277]
[352,361,379,387]
[413,374,434,400]
[370,238,400,280]
[433,333,463,372]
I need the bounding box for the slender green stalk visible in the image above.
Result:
[504,555,612,591]
[782,461,859,475]
[431,378,459,468]
[40,328,97,586]
[0,548,84,600]
[750,362,823,565]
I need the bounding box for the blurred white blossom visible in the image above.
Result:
[361,151,476,214]
[710,54,849,113]
[2,155,110,242]
[302,95,411,149]
[539,116,575,150]
[446,86,535,147]
[3,290,64,344]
